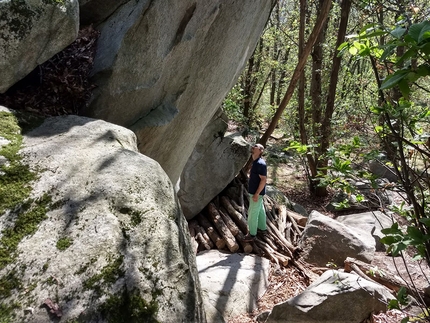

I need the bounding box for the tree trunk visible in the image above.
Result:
[257,0,332,148]
[320,0,352,159]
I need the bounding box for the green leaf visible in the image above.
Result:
[380,235,397,245]
[420,42,430,56]
[390,26,406,39]
[388,299,400,310]
[416,64,430,77]
[338,42,349,51]
[390,242,407,256]
[349,46,358,55]
[374,125,383,132]
[400,317,410,323]
[359,23,380,34]
[380,70,409,90]
[407,226,424,242]
[381,222,400,233]
[398,78,411,98]
[380,44,397,61]
[408,21,430,44]
[363,30,388,38]
[396,48,417,66]
[419,218,430,227]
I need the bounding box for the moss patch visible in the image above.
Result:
[0,194,51,271]
[0,302,19,323]
[0,111,56,317]
[56,237,73,251]
[83,256,124,294]
[0,111,37,215]
[99,289,160,323]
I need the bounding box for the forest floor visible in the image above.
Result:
[227,134,427,323]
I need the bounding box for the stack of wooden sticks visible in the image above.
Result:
[187,177,308,268]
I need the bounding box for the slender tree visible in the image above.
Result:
[257,0,332,147]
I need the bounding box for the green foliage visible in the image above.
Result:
[0,112,37,215]
[0,194,51,271]
[56,237,73,251]
[388,286,409,311]
[0,302,19,323]
[223,84,245,123]
[83,256,124,294]
[99,289,160,323]
[342,20,430,99]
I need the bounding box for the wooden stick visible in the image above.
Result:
[220,196,249,234]
[195,225,214,249]
[219,207,240,236]
[195,231,211,250]
[276,204,288,234]
[196,213,226,249]
[344,257,426,302]
[266,220,296,255]
[190,236,199,254]
[188,219,198,238]
[230,198,244,214]
[255,239,279,266]
[236,231,253,253]
[286,209,308,227]
[207,203,239,252]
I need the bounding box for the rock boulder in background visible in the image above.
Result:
[83,0,274,184]
[178,109,250,219]
[0,0,79,93]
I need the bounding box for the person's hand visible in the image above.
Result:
[252,194,258,202]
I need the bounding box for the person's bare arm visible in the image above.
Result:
[252,175,267,201]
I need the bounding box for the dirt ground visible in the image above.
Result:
[227,144,430,323]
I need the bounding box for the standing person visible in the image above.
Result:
[244,143,267,242]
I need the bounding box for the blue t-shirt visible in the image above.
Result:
[248,157,267,195]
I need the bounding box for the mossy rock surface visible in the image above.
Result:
[0,114,204,322]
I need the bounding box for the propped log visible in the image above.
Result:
[266,221,295,258]
[230,198,244,214]
[220,196,249,234]
[286,209,308,227]
[207,202,239,252]
[189,220,212,250]
[236,231,253,253]
[196,213,226,249]
[255,239,289,267]
[344,257,429,305]
[195,231,211,250]
[196,225,214,249]
[239,184,246,215]
[219,207,240,236]
[188,219,198,238]
[276,204,287,234]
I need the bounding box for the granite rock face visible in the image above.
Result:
[83,0,274,184]
[266,270,394,323]
[0,111,205,322]
[178,109,250,219]
[0,0,79,93]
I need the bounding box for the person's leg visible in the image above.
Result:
[257,197,267,231]
[247,194,259,236]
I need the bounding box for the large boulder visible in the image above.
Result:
[0,109,205,322]
[0,0,79,93]
[335,211,394,252]
[178,109,250,219]
[298,211,375,267]
[265,270,394,323]
[196,250,270,323]
[83,0,274,184]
